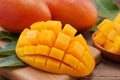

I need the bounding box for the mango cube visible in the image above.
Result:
[107,29,118,41]
[103,40,113,50]
[39,30,55,47]
[109,36,120,53]
[36,45,50,56]
[30,22,45,32]
[94,32,106,46]
[66,41,85,59]
[63,54,79,68]
[62,24,77,37]
[54,32,71,51]
[49,47,64,60]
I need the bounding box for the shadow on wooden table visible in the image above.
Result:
[79,57,120,80]
[0,76,9,80]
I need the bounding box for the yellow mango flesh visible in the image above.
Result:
[109,36,120,53]
[93,13,120,54]
[103,40,113,50]
[97,19,114,36]
[16,21,95,77]
[113,13,120,24]
[94,32,106,46]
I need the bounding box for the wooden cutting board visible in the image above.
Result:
[0,40,101,80]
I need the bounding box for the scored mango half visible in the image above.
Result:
[16,21,95,77]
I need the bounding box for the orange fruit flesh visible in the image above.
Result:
[16,20,95,77]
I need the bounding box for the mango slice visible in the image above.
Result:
[16,21,95,77]
[93,13,120,54]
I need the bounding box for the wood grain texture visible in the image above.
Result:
[80,58,120,80]
[0,67,76,80]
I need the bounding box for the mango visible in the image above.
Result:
[113,13,120,24]
[16,21,95,77]
[93,13,120,54]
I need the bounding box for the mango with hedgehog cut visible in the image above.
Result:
[16,20,95,77]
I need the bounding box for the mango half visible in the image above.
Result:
[16,21,95,77]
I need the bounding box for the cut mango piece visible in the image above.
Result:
[93,14,120,54]
[114,23,120,34]
[113,13,120,24]
[26,30,40,45]
[59,63,74,75]
[103,40,113,50]
[22,56,35,66]
[54,32,71,51]
[44,21,62,37]
[39,30,55,47]
[34,56,47,70]
[109,36,120,53]
[74,62,89,77]
[62,24,77,37]
[107,29,118,41]
[63,54,79,68]
[97,19,110,29]
[36,45,50,56]
[16,47,24,57]
[94,32,106,46]
[23,46,36,55]
[49,47,64,60]
[81,51,95,72]
[46,59,60,73]
[30,21,45,32]
[16,29,31,48]
[16,36,32,48]
[16,21,95,77]
[98,19,114,36]
[66,41,85,59]
[71,34,90,51]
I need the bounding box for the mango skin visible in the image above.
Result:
[16,21,95,77]
[45,0,98,31]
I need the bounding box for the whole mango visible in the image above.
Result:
[45,0,98,31]
[0,0,51,33]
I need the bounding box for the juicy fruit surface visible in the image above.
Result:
[16,21,95,77]
[93,13,120,54]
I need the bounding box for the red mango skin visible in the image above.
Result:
[0,0,51,33]
[45,0,98,31]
